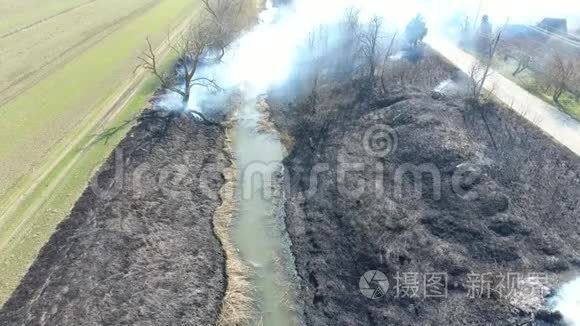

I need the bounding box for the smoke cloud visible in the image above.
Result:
[156,0,579,114]
[549,277,580,326]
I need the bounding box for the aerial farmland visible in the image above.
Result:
[0,0,199,303]
[0,1,578,325]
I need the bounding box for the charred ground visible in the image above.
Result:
[0,112,229,325]
[269,50,580,325]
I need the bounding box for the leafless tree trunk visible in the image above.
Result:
[503,39,537,77]
[358,16,383,84]
[542,52,579,107]
[336,7,361,77]
[138,29,222,111]
[201,0,248,58]
[137,0,244,113]
[305,27,330,111]
[469,60,486,98]
[307,63,321,112]
[512,57,530,76]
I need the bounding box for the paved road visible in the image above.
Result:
[429,37,580,157]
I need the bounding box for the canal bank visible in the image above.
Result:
[217,96,299,325]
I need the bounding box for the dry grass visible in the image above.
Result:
[214,114,256,326]
[256,98,278,133]
[199,5,268,318]
[381,50,455,92]
[271,254,298,314]
[256,98,295,154]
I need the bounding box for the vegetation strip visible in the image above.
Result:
[214,116,255,326]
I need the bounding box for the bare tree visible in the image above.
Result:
[200,0,247,58]
[342,7,361,50]
[96,0,250,143]
[469,60,487,98]
[571,70,580,101]
[307,59,322,111]
[138,27,222,111]
[304,28,328,111]
[541,52,579,106]
[335,7,361,77]
[506,39,537,77]
[459,16,472,47]
[137,0,244,117]
[358,16,383,84]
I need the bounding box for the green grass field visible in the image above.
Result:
[463,45,580,121]
[0,0,158,104]
[0,0,89,35]
[0,0,198,198]
[475,53,580,121]
[492,57,580,121]
[0,0,199,305]
[0,78,160,304]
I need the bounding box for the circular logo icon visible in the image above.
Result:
[359,270,389,299]
[363,124,398,158]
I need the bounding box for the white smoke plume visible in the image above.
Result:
[550,277,580,326]
[156,0,579,114]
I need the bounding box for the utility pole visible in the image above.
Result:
[476,30,501,97]
[473,0,483,31]
[476,18,509,98]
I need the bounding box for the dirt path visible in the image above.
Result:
[0,17,191,254]
[429,37,580,157]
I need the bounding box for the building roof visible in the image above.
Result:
[538,18,568,33]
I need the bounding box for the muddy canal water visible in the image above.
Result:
[230,98,297,325]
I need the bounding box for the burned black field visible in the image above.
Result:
[2,47,578,325]
[1,0,579,323]
[0,114,229,325]
[268,51,580,325]
[1,46,578,326]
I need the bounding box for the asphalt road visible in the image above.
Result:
[429,37,580,157]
